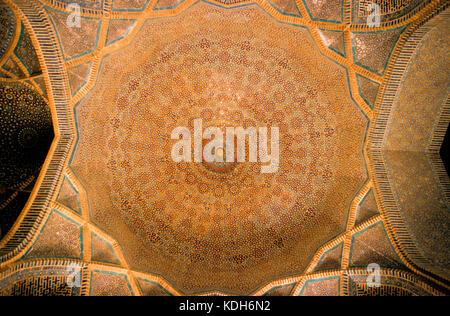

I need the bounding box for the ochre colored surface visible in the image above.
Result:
[71,3,367,293]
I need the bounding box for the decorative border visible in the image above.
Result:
[350,0,434,30]
[0,2,16,60]
[0,258,89,296]
[301,0,344,24]
[39,0,105,17]
[342,268,446,296]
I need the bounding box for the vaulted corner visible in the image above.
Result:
[0,0,54,241]
[368,7,450,283]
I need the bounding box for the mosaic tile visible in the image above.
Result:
[33,76,48,99]
[355,189,379,226]
[0,261,86,296]
[106,19,137,46]
[90,271,133,296]
[91,232,121,265]
[112,0,150,11]
[353,0,425,25]
[352,27,405,75]
[267,0,302,17]
[318,29,345,57]
[356,74,379,109]
[57,176,82,214]
[263,283,295,296]
[24,210,82,260]
[67,62,92,97]
[54,0,104,10]
[299,277,340,296]
[137,279,172,296]
[303,0,343,23]
[314,243,343,272]
[14,23,41,75]
[350,222,406,269]
[1,56,25,78]
[0,0,16,60]
[347,269,439,296]
[154,0,185,10]
[45,6,101,60]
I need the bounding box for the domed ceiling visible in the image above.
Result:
[0,0,448,296]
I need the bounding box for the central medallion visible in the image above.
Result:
[202,145,237,174]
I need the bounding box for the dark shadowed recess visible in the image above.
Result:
[0,0,54,239]
[440,124,450,176]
